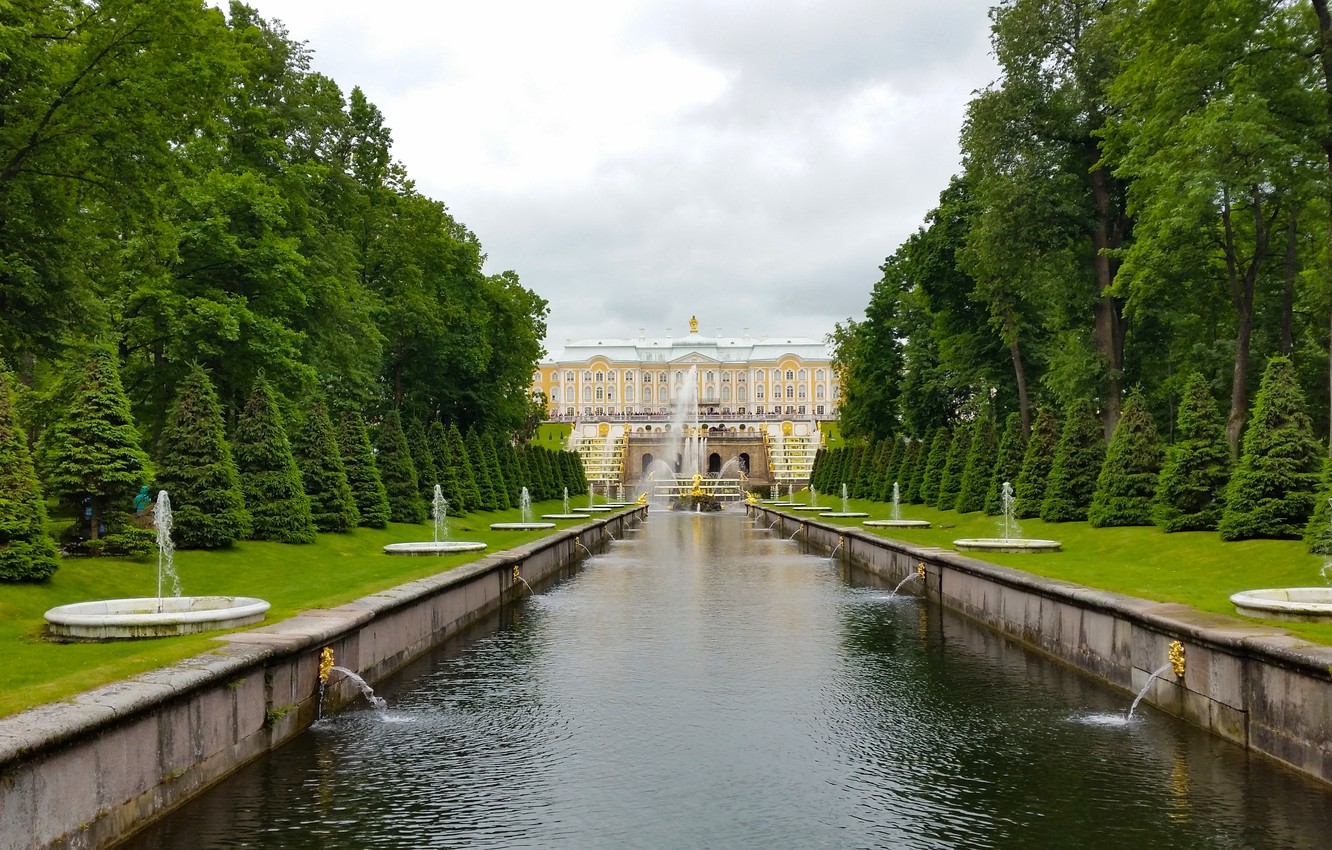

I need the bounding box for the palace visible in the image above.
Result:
[530,316,839,491]
[532,316,839,421]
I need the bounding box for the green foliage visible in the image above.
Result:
[872,438,899,501]
[1089,391,1162,528]
[233,377,316,543]
[482,432,511,510]
[156,364,250,549]
[956,419,997,514]
[496,435,522,507]
[427,420,465,518]
[339,412,391,529]
[1220,357,1322,541]
[465,428,499,511]
[1014,408,1058,520]
[449,423,482,511]
[404,418,439,506]
[292,402,358,534]
[919,429,952,506]
[845,446,865,499]
[1154,374,1231,533]
[375,410,425,525]
[1305,459,1332,554]
[902,436,929,504]
[1040,401,1106,523]
[936,424,972,511]
[986,413,1027,516]
[41,348,152,550]
[0,365,59,581]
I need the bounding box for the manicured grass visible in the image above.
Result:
[533,422,573,449]
[784,492,1332,645]
[0,498,596,718]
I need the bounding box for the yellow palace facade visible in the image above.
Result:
[531,316,840,422]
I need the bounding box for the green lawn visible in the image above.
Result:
[533,422,573,449]
[784,493,1332,645]
[0,498,596,718]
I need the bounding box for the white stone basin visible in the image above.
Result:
[573,506,614,512]
[864,519,931,528]
[489,522,557,530]
[1230,588,1332,622]
[791,506,830,512]
[44,596,270,641]
[542,513,590,520]
[820,511,869,518]
[384,541,487,556]
[954,538,1061,553]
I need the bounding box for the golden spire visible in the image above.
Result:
[689,315,699,333]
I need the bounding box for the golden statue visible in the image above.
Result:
[689,315,699,333]
[689,473,706,496]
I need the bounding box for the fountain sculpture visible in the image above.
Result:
[44,490,271,640]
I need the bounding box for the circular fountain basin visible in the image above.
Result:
[601,503,633,508]
[489,522,557,531]
[820,511,870,519]
[542,513,590,520]
[573,506,615,513]
[1230,588,1332,622]
[953,538,1061,554]
[864,519,931,528]
[790,505,830,512]
[44,596,270,641]
[384,541,487,556]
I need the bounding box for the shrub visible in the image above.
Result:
[985,413,1027,516]
[375,410,425,524]
[1014,408,1058,519]
[919,429,951,506]
[0,364,59,581]
[936,423,972,511]
[293,401,358,534]
[233,377,316,543]
[1040,401,1104,523]
[956,419,997,514]
[339,411,391,529]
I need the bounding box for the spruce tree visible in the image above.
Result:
[1306,459,1332,553]
[515,447,535,502]
[810,448,827,492]
[42,347,153,555]
[1220,357,1322,541]
[405,418,439,506]
[919,429,951,506]
[878,438,904,502]
[293,402,358,533]
[428,420,465,517]
[1088,391,1162,528]
[936,424,971,511]
[868,438,893,502]
[466,427,499,510]
[497,435,522,506]
[449,423,482,511]
[904,435,930,503]
[157,364,250,549]
[482,432,511,510]
[339,411,391,529]
[1014,408,1059,519]
[956,419,997,514]
[986,413,1027,516]
[0,364,59,581]
[233,377,316,543]
[1040,400,1105,523]
[845,445,865,499]
[1154,374,1231,533]
[570,450,589,494]
[376,410,426,524]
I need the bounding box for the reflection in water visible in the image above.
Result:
[123,513,1332,850]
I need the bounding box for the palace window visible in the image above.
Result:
[706,371,714,382]
[785,369,794,381]
[738,386,747,402]
[705,387,715,402]
[786,386,794,399]
[721,372,730,382]
[607,388,616,401]
[643,372,652,382]
[551,387,560,402]
[625,387,635,401]
[608,371,615,381]
[798,369,806,381]
[833,386,841,399]
[659,387,668,401]
[756,387,765,399]
[626,372,634,381]
[660,372,667,382]
[566,371,575,382]
[816,385,825,399]
[584,371,592,382]
[595,371,604,382]
[722,386,731,402]
[595,387,604,401]
[816,405,825,415]
[533,371,542,384]
[816,369,824,382]
[738,373,746,382]
[798,386,806,399]
[583,387,592,402]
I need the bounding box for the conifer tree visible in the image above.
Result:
[845,445,864,499]
[339,411,391,529]
[0,364,59,581]
[497,435,522,506]
[919,429,951,506]
[904,434,930,503]
[293,401,358,533]
[515,447,535,502]
[405,418,439,506]
[1014,408,1059,519]
[855,440,880,499]
[42,347,153,554]
[233,377,316,543]
[1040,400,1105,523]
[1089,391,1162,528]
[449,423,482,511]
[1154,374,1231,533]
[877,438,903,502]
[986,413,1027,516]
[867,438,892,502]
[466,427,500,510]
[428,420,465,517]
[376,410,426,524]
[1220,357,1322,541]
[936,424,971,511]
[482,432,511,510]
[157,364,250,549]
[537,448,558,501]
[956,419,997,514]
[1305,459,1332,553]
[810,448,827,492]
[571,450,589,494]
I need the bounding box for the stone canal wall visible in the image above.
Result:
[752,506,1332,787]
[0,510,644,850]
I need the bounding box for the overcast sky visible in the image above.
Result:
[249,0,1000,355]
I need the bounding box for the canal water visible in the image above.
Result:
[123,512,1332,849]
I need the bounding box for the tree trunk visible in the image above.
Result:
[1089,147,1127,439]
[89,496,100,541]
[1222,188,1271,456]
[1311,0,1332,452]
[1002,312,1031,435]
[1282,213,1296,356]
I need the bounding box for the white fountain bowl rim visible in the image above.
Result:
[863,519,932,527]
[383,541,488,554]
[44,596,270,628]
[542,513,591,520]
[1229,587,1332,610]
[953,537,1062,549]
[489,522,558,530]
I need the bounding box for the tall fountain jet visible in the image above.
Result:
[664,365,705,478]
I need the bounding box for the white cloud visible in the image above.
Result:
[248,0,999,352]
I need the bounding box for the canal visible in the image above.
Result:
[123,511,1332,849]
